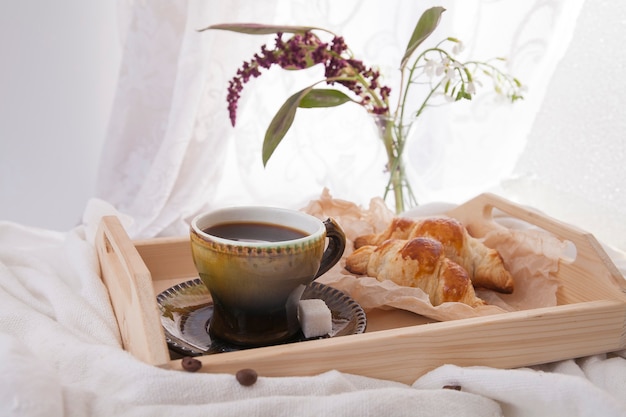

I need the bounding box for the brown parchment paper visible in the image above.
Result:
[302,189,567,322]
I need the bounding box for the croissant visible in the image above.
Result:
[345,237,485,307]
[354,216,514,293]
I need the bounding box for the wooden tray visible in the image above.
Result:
[96,193,626,384]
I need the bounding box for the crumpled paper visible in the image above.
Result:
[302,189,566,322]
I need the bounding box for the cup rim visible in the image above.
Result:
[190,206,325,247]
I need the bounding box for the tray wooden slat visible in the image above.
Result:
[96,217,170,365]
[167,299,625,384]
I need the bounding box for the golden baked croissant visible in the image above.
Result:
[346,237,485,307]
[354,216,514,293]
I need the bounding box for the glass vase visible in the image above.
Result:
[373,114,418,214]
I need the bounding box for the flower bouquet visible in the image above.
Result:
[201,7,523,213]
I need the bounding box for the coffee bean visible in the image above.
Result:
[181,356,202,372]
[442,385,462,391]
[236,368,258,386]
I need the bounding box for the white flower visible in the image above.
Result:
[438,57,451,77]
[424,58,438,77]
[443,59,459,82]
[467,80,477,95]
[452,40,465,55]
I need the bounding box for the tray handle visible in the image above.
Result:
[446,193,626,297]
[96,215,171,365]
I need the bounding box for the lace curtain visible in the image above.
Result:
[502,0,626,250]
[96,0,584,238]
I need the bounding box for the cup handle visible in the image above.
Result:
[315,217,346,278]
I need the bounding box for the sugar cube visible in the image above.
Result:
[298,299,332,338]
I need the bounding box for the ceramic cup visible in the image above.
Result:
[190,206,346,347]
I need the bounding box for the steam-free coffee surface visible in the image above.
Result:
[204,222,307,243]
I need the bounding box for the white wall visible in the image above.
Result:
[0,0,120,231]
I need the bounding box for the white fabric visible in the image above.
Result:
[1,201,626,417]
[96,0,583,239]
[496,0,626,251]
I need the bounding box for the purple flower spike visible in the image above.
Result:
[225,30,391,126]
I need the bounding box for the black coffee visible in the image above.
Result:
[204,222,308,243]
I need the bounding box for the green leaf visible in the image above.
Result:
[455,85,471,101]
[401,7,446,68]
[199,23,323,35]
[262,87,314,166]
[298,89,354,108]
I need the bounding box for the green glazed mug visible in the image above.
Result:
[190,206,346,347]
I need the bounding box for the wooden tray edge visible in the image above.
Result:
[96,215,171,365]
[164,299,626,384]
